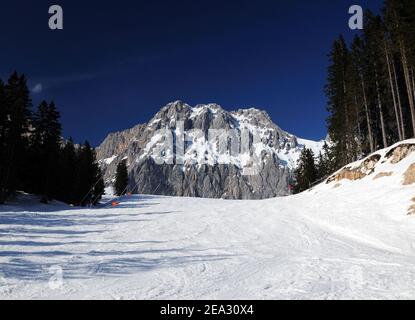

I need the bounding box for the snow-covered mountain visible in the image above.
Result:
[97,101,325,199]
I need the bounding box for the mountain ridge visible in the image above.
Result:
[96,101,325,199]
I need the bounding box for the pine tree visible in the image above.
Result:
[0,72,108,205]
[384,0,415,137]
[293,148,317,194]
[351,36,375,155]
[325,1,415,173]
[31,101,62,202]
[77,141,105,206]
[326,36,357,168]
[363,11,390,149]
[114,160,129,196]
[57,138,78,204]
[77,141,95,206]
[316,146,332,181]
[345,38,366,159]
[384,36,403,141]
[0,72,31,203]
[0,80,6,203]
[0,79,6,140]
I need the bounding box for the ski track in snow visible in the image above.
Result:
[2,142,415,299]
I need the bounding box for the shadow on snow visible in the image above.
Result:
[0,196,235,283]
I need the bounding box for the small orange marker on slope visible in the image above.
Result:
[111,201,120,207]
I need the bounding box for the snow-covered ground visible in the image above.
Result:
[1,141,415,300]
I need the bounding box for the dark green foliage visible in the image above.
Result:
[77,141,105,206]
[317,142,335,178]
[293,143,335,193]
[57,140,104,206]
[293,148,318,194]
[0,71,105,206]
[114,160,129,196]
[326,36,355,169]
[326,1,415,173]
[384,0,415,65]
[57,138,78,204]
[0,72,31,203]
[0,80,6,202]
[30,101,62,202]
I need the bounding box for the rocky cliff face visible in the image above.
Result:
[96,101,324,199]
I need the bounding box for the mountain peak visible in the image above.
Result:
[162,100,191,112]
[96,101,325,199]
[192,103,224,114]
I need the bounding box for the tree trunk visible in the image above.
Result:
[361,77,374,153]
[342,77,351,163]
[411,67,415,115]
[392,58,406,139]
[373,59,388,149]
[354,94,362,159]
[385,41,403,141]
[400,40,415,137]
[376,79,388,149]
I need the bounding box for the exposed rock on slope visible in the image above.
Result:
[327,154,381,183]
[386,144,415,164]
[320,139,415,216]
[403,164,415,186]
[326,141,415,184]
[97,101,324,199]
[373,172,393,180]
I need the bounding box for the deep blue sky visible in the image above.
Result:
[0,0,383,146]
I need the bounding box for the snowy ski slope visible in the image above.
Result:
[1,140,415,299]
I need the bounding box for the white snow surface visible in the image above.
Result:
[101,155,117,165]
[277,137,326,169]
[1,140,415,300]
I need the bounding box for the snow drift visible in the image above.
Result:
[323,139,415,215]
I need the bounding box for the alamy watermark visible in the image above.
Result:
[47,4,364,31]
[47,265,64,290]
[146,121,270,176]
[349,5,363,30]
[49,5,63,30]
[0,266,64,293]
